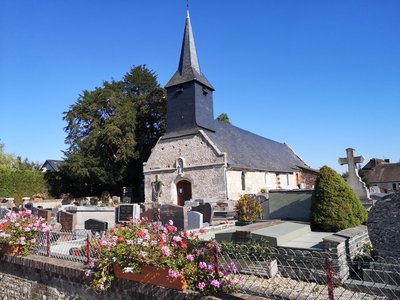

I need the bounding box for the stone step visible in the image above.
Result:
[251,222,311,247]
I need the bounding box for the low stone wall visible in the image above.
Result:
[0,254,200,300]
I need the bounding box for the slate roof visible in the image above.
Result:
[165,10,213,90]
[365,163,400,183]
[40,160,63,172]
[207,121,310,173]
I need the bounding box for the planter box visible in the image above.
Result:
[0,245,25,256]
[113,264,187,291]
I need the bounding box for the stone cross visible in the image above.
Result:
[338,148,371,205]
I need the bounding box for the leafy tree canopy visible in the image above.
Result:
[217,113,231,125]
[0,141,40,171]
[61,65,166,198]
[310,165,368,232]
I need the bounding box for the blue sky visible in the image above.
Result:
[1,1,399,173]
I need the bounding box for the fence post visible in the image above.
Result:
[46,231,51,257]
[85,233,90,264]
[213,243,219,276]
[325,258,335,300]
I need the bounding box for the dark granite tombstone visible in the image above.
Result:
[59,211,76,231]
[140,208,157,222]
[160,204,188,231]
[117,204,134,222]
[191,203,213,224]
[37,208,52,224]
[84,219,108,233]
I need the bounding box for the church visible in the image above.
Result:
[143,11,317,206]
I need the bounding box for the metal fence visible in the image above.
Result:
[33,231,400,300]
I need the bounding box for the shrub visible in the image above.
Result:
[235,194,263,222]
[310,166,368,232]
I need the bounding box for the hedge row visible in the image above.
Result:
[0,170,49,204]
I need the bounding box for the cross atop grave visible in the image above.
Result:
[338,148,371,205]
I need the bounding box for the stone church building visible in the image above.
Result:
[143,11,317,206]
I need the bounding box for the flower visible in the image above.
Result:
[210,279,220,288]
[89,219,231,296]
[0,211,50,255]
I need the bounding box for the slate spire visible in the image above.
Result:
[165,10,214,90]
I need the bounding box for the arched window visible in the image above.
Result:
[241,172,246,191]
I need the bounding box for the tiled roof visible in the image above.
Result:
[366,163,400,183]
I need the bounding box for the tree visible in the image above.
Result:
[310,165,368,232]
[61,65,166,198]
[217,113,231,125]
[0,142,16,170]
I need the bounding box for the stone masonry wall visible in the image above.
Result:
[0,254,198,300]
[144,132,227,204]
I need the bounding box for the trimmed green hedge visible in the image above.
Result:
[0,170,49,205]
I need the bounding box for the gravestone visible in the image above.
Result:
[0,207,9,219]
[64,206,116,230]
[85,218,108,233]
[368,192,400,258]
[160,204,188,231]
[59,211,76,231]
[140,208,158,222]
[37,208,52,224]
[338,148,372,206]
[117,204,140,223]
[188,211,203,230]
[191,203,213,223]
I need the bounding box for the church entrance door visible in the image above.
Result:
[176,180,192,206]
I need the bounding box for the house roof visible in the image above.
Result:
[40,160,63,172]
[206,121,310,173]
[365,163,400,183]
[165,10,213,90]
[362,158,387,171]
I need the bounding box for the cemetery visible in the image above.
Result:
[1,3,399,300]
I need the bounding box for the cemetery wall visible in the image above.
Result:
[0,255,194,300]
[268,190,313,221]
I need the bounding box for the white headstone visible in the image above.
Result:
[188,211,203,230]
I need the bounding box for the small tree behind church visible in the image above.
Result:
[311,165,367,232]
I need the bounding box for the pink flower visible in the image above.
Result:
[161,246,171,257]
[167,268,180,278]
[186,254,195,262]
[210,279,220,288]
[30,238,36,244]
[19,236,26,245]
[207,264,215,271]
[140,251,148,257]
[89,261,95,268]
[199,262,207,269]
[173,236,182,242]
[230,261,237,274]
[198,282,206,290]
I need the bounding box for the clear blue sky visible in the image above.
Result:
[1,1,399,173]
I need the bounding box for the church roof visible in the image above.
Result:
[207,121,310,173]
[165,10,214,90]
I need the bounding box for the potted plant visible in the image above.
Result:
[87,219,242,295]
[0,210,52,255]
[235,195,263,226]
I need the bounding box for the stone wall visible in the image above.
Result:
[0,255,197,300]
[144,132,227,204]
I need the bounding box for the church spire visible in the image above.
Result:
[165,10,214,90]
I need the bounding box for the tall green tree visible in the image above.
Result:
[310,165,368,232]
[61,66,166,198]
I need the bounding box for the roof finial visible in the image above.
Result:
[186,0,189,10]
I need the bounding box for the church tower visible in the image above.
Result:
[165,10,215,134]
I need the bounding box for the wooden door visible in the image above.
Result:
[176,180,192,206]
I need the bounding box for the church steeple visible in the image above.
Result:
[165,10,213,90]
[164,10,215,134]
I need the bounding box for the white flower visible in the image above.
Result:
[123,267,134,273]
[112,257,116,262]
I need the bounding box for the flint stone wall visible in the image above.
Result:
[0,255,201,300]
[368,192,400,258]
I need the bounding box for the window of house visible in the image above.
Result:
[241,172,246,191]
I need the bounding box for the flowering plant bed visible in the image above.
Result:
[0,210,52,255]
[88,219,241,295]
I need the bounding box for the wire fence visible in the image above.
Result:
[33,231,400,300]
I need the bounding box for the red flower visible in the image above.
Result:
[118,236,125,243]
[167,225,176,233]
[159,241,165,247]
[137,230,145,237]
[180,241,187,249]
